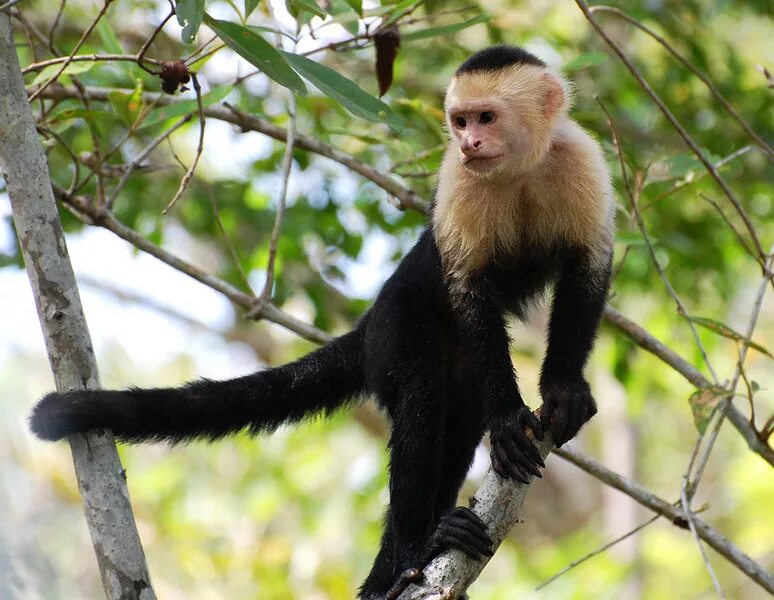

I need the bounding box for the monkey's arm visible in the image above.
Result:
[540,246,612,446]
[455,288,545,482]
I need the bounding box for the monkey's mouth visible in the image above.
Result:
[462,154,504,169]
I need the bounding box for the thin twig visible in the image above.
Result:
[27,0,115,102]
[136,10,174,73]
[589,6,773,162]
[644,145,753,210]
[596,96,719,383]
[698,192,757,261]
[687,246,774,492]
[261,92,297,301]
[574,0,767,267]
[163,73,204,214]
[106,113,193,209]
[680,478,727,598]
[47,0,65,54]
[202,181,256,295]
[556,447,774,595]
[535,514,660,590]
[21,53,165,74]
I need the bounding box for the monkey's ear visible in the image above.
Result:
[541,72,565,118]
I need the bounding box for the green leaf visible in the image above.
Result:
[402,14,490,42]
[343,0,362,16]
[289,0,327,18]
[31,61,95,86]
[563,51,608,73]
[281,52,403,131]
[108,82,145,126]
[688,388,730,434]
[96,19,125,53]
[686,315,774,358]
[177,0,205,44]
[245,0,260,17]
[139,85,233,129]
[205,16,307,95]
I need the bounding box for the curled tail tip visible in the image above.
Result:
[29,392,75,441]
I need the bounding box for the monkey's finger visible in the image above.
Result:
[438,529,493,559]
[539,402,556,429]
[513,432,545,469]
[490,449,507,479]
[493,444,529,483]
[446,507,489,533]
[441,514,493,547]
[438,524,493,556]
[521,410,544,441]
[551,406,570,447]
[505,433,544,475]
[500,435,542,477]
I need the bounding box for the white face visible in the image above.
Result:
[446,97,531,177]
[445,66,566,178]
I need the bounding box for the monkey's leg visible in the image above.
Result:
[359,378,448,598]
[419,392,492,567]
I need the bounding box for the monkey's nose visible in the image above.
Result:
[461,139,482,156]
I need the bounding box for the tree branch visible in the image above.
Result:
[396,435,555,599]
[0,13,156,600]
[33,85,430,215]
[556,447,774,595]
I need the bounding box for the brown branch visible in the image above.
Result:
[31,85,430,215]
[556,447,774,595]
[602,305,774,467]
[21,52,165,74]
[55,186,331,345]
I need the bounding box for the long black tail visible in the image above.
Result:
[30,327,366,443]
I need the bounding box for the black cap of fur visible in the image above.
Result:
[456,45,545,75]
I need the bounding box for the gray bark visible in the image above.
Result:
[0,13,155,600]
[397,436,555,599]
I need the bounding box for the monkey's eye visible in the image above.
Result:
[479,111,495,124]
[454,116,467,129]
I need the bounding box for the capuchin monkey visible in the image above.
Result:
[30,46,614,598]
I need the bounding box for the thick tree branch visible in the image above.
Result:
[396,435,555,599]
[0,14,155,600]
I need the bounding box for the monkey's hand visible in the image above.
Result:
[539,379,597,447]
[489,405,545,483]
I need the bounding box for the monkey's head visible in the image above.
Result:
[445,46,571,178]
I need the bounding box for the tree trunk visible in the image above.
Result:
[0,13,156,600]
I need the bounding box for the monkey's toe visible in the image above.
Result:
[428,507,494,561]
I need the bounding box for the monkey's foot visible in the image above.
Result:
[385,568,422,600]
[425,507,494,562]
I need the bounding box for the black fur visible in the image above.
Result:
[30,227,610,597]
[30,48,612,598]
[456,45,546,75]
